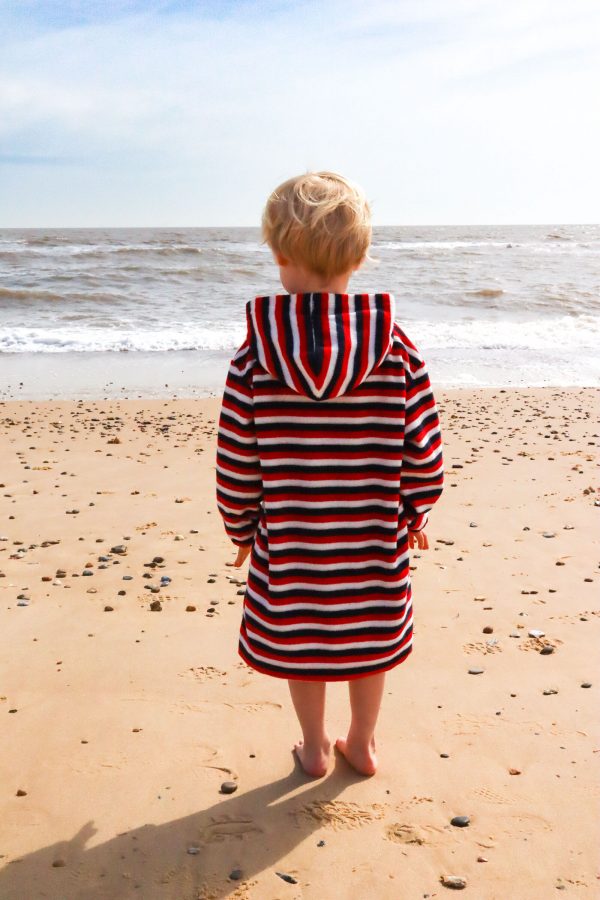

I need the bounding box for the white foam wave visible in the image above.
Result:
[1,314,598,355]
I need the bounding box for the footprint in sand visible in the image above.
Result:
[462,640,503,655]
[174,699,282,714]
[197,814,263,844]
[549,609,599,623]
[495,810,554,835]
[179,666,227,682]
[518,636,564,652]
[385,822,445,845]
[472,786,518,806]
[293,800,385,830]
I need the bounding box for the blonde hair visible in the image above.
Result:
[261,170,372,280]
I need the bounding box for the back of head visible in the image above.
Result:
[261,171,372,280]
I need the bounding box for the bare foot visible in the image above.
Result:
[335,735,378,776]
[293,737,331,777]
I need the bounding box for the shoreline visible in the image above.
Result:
[1,349,599,401]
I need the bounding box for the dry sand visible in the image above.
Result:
[0,387,598,899]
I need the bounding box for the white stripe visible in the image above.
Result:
[264,477,398,487]
[260,456,402,467]
[256,414,403,425]
[266,498,398,510]
[258,435,403,446]
[266,557,404,572]
[239,632,412,671]
[265,518,397,530]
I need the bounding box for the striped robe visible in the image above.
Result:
[216,293,444,681]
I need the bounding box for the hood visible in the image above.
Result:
[245,292,395,401]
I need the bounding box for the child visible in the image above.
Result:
[215,171,444,778]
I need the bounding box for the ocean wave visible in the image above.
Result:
[2,315,599,355]
[0,286,124,303]
[466,288,505,298]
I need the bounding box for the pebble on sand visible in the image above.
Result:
[52,859,66,868]
[220,781,238,794]
[276,872,298,884]
[468,668,484,675]
[149,600,162,611]
[450,815,470,827]
[229,868,243,880]
[440,874,467,889]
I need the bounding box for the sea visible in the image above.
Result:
[1,224,599,400]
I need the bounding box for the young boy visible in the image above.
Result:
[216,171,444,778]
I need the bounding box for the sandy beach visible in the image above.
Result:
[0,386,598,899]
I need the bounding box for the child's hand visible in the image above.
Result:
[408,529,429,550]
[226,544,252,568]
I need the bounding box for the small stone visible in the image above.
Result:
[186,605,196,612]
[477,856,488,863]
[482,626,494,634]
[174,534,185,541]
[468,668,484,675]
[473,595,485,601]
[220,781,238,794]
[508,768,521,775]
[543,688,559,695]
[581,682,592,688]
[450,815,470,827]
[187,846,200,856]
[149,600,162,611]
[540,646,554,655]
[276,872,298,884]
[542,532,556,538]
[528,629,545,638]
[469,522,478,527]
[555,560,565,566]
[52,859,66,868]
[440,874,467,889]
[152,556,164,564]
[110,545,127,555]
[440,753,450,758]
[104,605,114,612]
[17,599,29,607]
[229,868,243,880]
[317,840,325,847]
[16,789,27,796]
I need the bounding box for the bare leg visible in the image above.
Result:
[287,679,331,777]
[335,671,386,775]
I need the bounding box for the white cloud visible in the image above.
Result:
[0,0,598,224]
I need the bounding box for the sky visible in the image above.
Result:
[0,0,599,226]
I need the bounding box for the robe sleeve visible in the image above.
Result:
[215,344,264,547]
[400,348,444,532]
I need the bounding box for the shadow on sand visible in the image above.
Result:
[1,751,368,899]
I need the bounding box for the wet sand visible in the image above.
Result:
[0,387,598,899]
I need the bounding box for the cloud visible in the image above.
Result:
[0,0,599,224]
